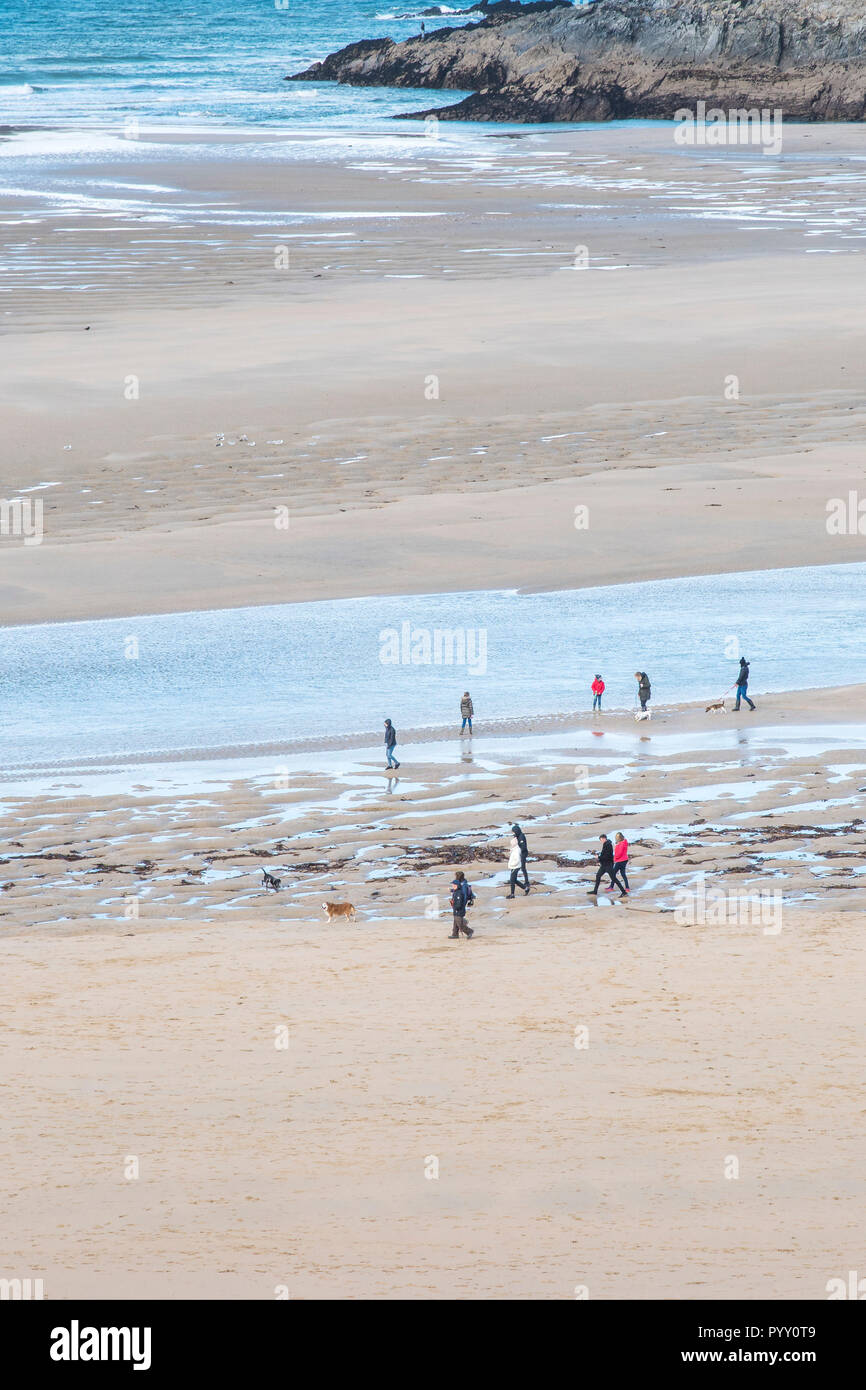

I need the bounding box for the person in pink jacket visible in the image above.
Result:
[591,674,605,711]
[612,831,629,896]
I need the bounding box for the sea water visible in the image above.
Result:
[0,0,480,132]
[2,563,864,770]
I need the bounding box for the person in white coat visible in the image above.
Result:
[506,832,529,898]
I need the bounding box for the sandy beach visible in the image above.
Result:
[3,107,866,1302]
[3,687,866,1298]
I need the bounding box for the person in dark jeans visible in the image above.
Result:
[460,691,474,734]
[384,718,400,768]
[588,833,616,894]
[733,658,756,711]
[612,832,629,897]
[506,832,527,898]
[512,822,530,895]
[449,870,475,938]
[635,671,651,712]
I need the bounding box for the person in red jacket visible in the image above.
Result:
[591,674,605,712]
[612,831,629,897]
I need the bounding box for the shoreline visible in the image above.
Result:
[6,683,865,785]
[3,682,866,945]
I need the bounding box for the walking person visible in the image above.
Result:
[505,834,525,900]
[635,671,651,713]
[591,674,605,711]
[612,832,630,897]
[384,717,400,769]
[733,657,756,711]
[460,691,474,734]
[449,869,474,938]
[511,821,530,895]
[587,833,616,895]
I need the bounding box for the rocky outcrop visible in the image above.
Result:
[288,0,866,122]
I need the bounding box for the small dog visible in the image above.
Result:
[635,709,652,722]
[705,699,725,714]
[262,870,282,891]
[323,901,356,922]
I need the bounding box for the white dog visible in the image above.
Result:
[635,709,652,722]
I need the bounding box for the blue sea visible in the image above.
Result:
[0,0,485,131]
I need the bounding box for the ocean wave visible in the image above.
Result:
[376,7,465,18]
[2,82,38,95]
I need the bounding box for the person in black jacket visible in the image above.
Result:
[588,833,616,894]
[384,718,400,769]
[635,671,651,712]
[733,658,756,711]
[511,822,530,895]
[449,870,475,939]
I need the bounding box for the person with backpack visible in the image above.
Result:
[587,833,616,894]
[460,691,474,734]
[384,718,400,769]
[612,831,629,896]
[449,870,475,938]
[635,671,651,712]
[733,657,756,711]
[591,674,605,711]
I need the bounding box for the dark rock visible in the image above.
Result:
[288,0,866,123]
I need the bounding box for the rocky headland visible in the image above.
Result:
[288,0,866,122]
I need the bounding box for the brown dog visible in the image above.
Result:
[322,901,356,922]
[705,699,725,713]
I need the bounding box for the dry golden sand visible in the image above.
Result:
[3,904,862,1300]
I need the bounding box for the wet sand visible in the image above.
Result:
[3,686,866,937]
[2,124,866,622]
